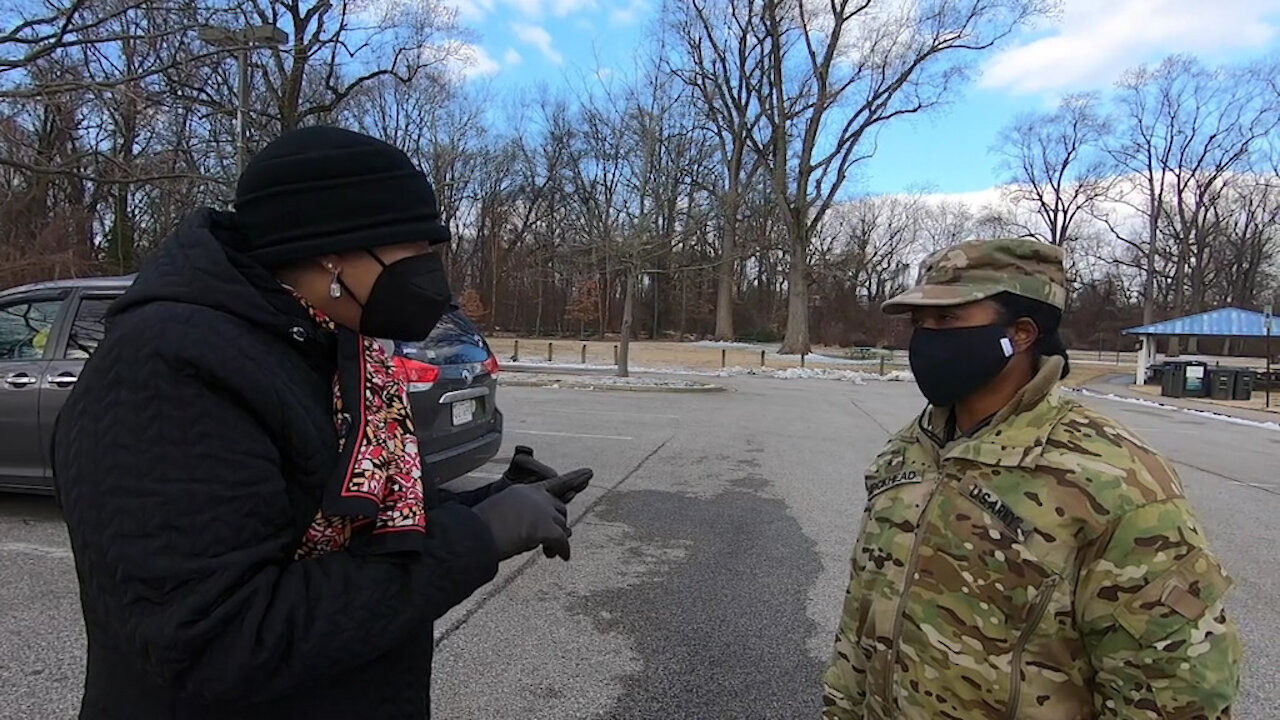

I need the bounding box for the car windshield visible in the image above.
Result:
[396,309,489,365]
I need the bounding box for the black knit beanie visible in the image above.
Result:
[227,126,450,268]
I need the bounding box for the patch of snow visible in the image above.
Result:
[504,360,616,371]
[802,353,886,366]
[774,367,873,382]
[690,340,760,349]
[688,341,893,366]
[502,372,714,389]
[1067,388,1280,432]
[707,366,915,383]
[502,359,915,384]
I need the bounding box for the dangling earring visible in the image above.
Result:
[328,267,342,299]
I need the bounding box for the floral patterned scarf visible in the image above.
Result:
[291,295,427,559]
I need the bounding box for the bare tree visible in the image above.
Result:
[1,1,224,96]
[169,1,464,169]
[1213,180,1280,309]
[1163,63,1276,352]
[753,0,1049,354]
[1102,54,1277,352]
[1101,55,1198,326]
[915,198,976,252]
[818,194,919,301]
[668,0,767,341]
[994,92,1111,246]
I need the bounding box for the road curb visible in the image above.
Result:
[1068,385,1280,430]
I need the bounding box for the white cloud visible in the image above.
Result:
[595,67,613,81]
[549,0,597,15]
[504,47,523,66]
[512,23,564,64]
[980,0,1280,95]
[610,0,646,25]
[451,43,502,78]
[445,0,596,22]
[443,0,496,23]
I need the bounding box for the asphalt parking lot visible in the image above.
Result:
[2,376,1277,719]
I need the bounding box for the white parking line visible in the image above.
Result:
[538,409,680,420]
[466,472,505,480]
[508,429,635,441]
[0,542,72,559]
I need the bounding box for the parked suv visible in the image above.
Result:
[0,275,502,494]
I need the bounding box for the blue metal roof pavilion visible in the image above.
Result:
[1123,307,1271,338]
[1124,307,1273,385]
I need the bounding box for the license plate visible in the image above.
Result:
[451,399,475,426]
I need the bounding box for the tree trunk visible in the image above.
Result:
[779,222,811,355]
[602,263,612,335]
[534,268,545,337]
[617,271,635,378]
[679,272,688,339]
[1187,227,1207,355]
[715,205,738,340]
[109,185,135,273]
[1168,235,1189,357]
[1142,199,1158,326]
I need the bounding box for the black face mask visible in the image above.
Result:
[353,251,452,341]
[908,324,1016,407]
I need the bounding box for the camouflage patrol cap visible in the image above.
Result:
[881,237,1067,315]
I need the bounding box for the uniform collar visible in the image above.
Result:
[915,356,1068,467]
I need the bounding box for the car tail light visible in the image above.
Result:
[482,353,500,377]
[393,356,440,392]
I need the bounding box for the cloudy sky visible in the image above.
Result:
[444,0,1280,195]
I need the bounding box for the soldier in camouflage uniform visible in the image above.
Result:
[821,238,1241,719]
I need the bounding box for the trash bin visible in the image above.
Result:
[1148,362,1167,386]
[1185,362,1209,397]
[1161,362,1180,396]
[1209,369,1236,400]
[1233,370,1255,401]
[1162,361,1209,398]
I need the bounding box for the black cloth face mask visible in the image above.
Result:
[352,250,452,341]
[908,324,1016,407]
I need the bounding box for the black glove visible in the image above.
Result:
[537,468,592,504]
[502,446,594,504]
[501,446,558,483]
[472,484,573,561]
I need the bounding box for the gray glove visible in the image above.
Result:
[472,484,573,561]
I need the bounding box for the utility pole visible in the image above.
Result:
[236,45,249,174]
[1266,304,1273,409]
[197,24,289,177]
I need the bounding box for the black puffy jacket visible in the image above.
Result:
[53,210,501,719]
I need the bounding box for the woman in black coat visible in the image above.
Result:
[52,126,591,719]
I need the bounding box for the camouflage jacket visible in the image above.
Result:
[822,357,1241,720]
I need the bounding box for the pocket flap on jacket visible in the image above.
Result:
[1114,547,1232,645]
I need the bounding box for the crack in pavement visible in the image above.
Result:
[1169,458,1280,497]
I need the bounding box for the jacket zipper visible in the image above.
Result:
[1006,576,1060,719]
[882,485,941,707]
